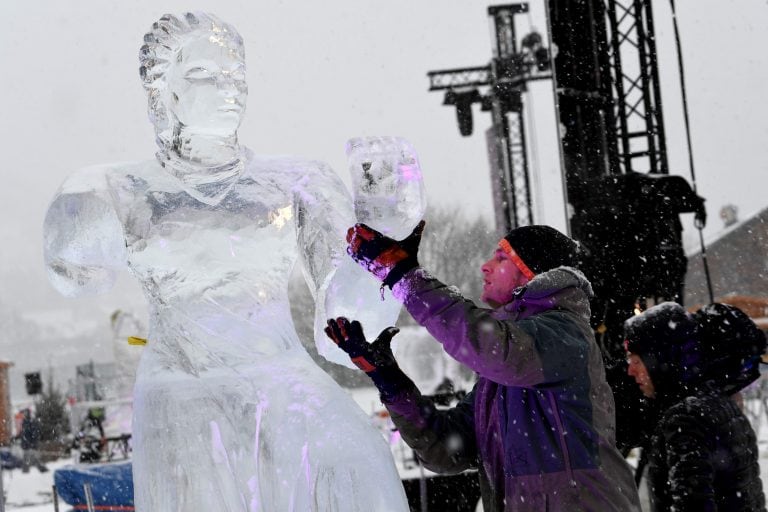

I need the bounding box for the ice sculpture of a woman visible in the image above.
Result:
[43,12,419,511]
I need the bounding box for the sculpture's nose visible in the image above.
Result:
[218,76,237,94]
[218,76,247,108]
[216,71,245,93]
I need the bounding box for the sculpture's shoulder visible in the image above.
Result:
[242,152,337,184]
[239,150,348,203]
[58,159,165,198]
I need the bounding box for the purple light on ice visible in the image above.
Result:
[398,164,421,181]
[301,442,313,494]
[229,234,241,257]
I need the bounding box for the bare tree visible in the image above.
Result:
[34,373,70,443]
[417,206,498,305]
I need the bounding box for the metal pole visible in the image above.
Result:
[53,484,60,512]
[668,0,714,302]
[543,2,574,235]
[418,461,428,512]
[697,229,715,303]
[84,482,95,512]
[499,108,519,230]
[511,107,534,225]
[491,100,514,233]
[0,464,5,512]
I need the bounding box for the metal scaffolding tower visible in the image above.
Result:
[605,0,669,175]
[427,3,552,233]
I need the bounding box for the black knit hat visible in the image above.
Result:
[500,225,579,276]
[624,302,701,396]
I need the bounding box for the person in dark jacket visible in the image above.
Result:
[328,223,640,511]
[625,302,765,512]
[20,409,48,473]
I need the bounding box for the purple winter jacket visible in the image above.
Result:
[385,266,640,511]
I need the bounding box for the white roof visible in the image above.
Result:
[687,205,768,257]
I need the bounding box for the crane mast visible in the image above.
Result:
[429,1,704,357]
[427,4,552,233]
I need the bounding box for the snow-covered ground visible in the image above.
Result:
[5,397,768,511]
[2,457,69,512]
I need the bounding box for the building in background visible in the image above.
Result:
[0,360,13,445]
[686,205,768,322]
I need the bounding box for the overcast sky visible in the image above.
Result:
[1,1,766,332]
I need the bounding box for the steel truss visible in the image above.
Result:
[604,0,669,174]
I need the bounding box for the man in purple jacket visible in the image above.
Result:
[326,223,640,511]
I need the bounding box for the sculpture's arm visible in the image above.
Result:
[292,160,402,367]
[43,167,127,297]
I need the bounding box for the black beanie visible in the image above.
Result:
[501,225,579,276]
[624,302,697,354]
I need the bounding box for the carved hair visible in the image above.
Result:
[138,12,245,149]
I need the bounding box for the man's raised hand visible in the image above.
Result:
[346,220,425,288]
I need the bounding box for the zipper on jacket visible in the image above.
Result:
[548,392,576,485]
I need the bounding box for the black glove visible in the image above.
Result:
[694,203,707,229]
[346,220,425,288]
[325,317,410,400]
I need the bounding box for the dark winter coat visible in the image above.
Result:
[626,302,766,511]
[646,389,765,512]
[385,266,640,511]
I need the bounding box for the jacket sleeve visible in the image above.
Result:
[661,406,716,512]
[392,268,582,387]
[384,379,478,475]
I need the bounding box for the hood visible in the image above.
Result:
[502,266,593,321]
[624,302,702,403]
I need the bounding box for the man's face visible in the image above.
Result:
[627,353,656,398]
[480,248,530,307]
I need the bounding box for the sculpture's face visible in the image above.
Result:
[166,34,247,135]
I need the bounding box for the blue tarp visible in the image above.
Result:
[0,448,22,470]
[54,461,134,510]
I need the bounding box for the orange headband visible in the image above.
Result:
[499,239,536,280]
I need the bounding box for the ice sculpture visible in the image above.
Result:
[109,310,144,400]
[43,12,420,511]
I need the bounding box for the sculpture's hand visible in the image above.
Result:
[694,202,707,229]
[346,221,425,288]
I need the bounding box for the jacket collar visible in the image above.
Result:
[500,266,593,321]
